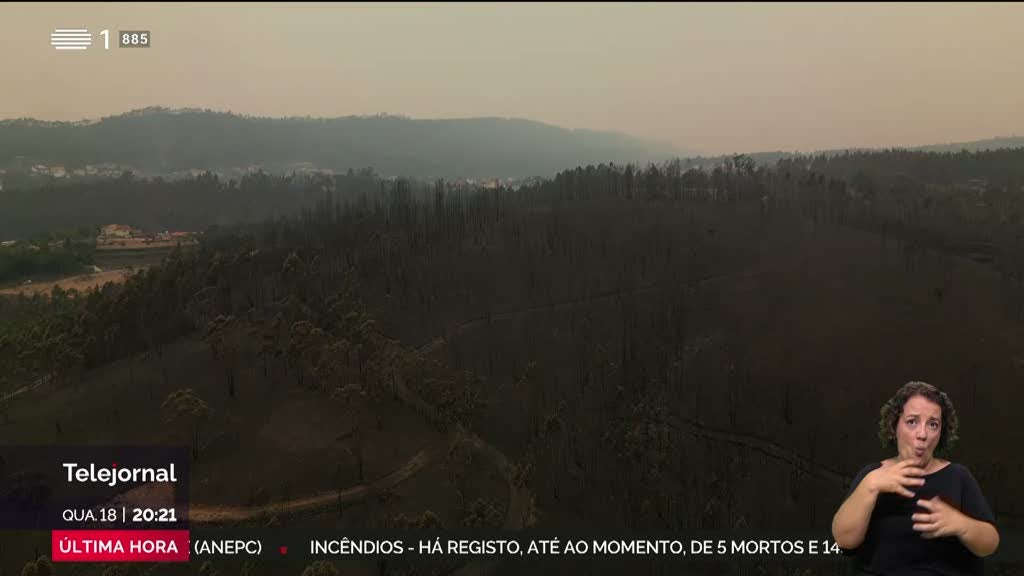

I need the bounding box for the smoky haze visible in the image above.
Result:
[1,2,1023,155]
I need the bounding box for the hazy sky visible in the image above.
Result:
[2,2,1022,155]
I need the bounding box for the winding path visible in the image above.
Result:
[415,257,809,356]
[0,376,47,404]
[673,415,849,485]
[188,442,441,524]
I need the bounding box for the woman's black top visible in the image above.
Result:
[841,461,996,575]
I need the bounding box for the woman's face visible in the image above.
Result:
[896,394,943,465]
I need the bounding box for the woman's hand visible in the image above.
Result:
[865,459,926,498]
[912,495,968,538]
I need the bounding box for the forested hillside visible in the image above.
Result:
[0,108,677,179]
[3,148,1023,575]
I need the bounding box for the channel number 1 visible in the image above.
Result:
[98,30,151,49]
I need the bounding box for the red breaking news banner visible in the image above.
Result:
[51,530,190,562]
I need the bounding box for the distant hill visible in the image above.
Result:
[909,136,1024,154]
[686,136,1024,168]
[793,136,1024,160]
[0,108,680,179]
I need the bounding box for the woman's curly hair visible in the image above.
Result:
[878,381,960,456]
